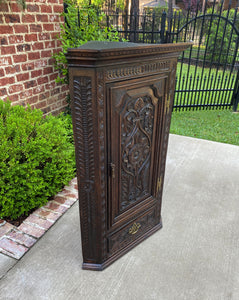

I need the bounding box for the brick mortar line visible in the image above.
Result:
[32,210,59,219]
[1,230,35,248]
[0,247,17,257]
[34,207,62,215]
[0,220,6,227]
[0,1,65,111]
[0,226,15,238]
[51,200,71,208]
[23,220,54,230]
[5,233,36,245]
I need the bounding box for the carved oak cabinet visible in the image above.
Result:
[66,41,190,270]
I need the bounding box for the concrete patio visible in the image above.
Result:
[0,134,239,300]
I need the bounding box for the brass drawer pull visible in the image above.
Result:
[129,222,141,235]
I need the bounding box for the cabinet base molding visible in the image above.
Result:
[82,220,162,271]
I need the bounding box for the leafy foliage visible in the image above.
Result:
[54,0,121,85]
[0,100,75,220]
[205,8,239,64]
[76,0,104,7]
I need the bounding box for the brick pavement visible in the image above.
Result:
[0,178,78,260]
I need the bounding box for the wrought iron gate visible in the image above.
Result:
[168,0,239,111]
[64,0,239,111]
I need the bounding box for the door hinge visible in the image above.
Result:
[110,163,115,179]
[165,94,171,115]
[157,176,163,194]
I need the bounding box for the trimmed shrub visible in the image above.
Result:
[205,8,239,65]
[0,100,75,220]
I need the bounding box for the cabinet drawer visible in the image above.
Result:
[107,205,161,256]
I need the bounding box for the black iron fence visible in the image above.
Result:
[64,0,239,111]
[104,10,167,44]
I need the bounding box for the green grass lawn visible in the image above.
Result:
[170,109,239,146]
[171,63,238,145]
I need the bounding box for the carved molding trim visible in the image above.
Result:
[72,76,95,259]
[106,61,170,81]
[158,60,178,198]
[96,70,107,259]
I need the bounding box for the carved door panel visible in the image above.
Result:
[107,75,167,229]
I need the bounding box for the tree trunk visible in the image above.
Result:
[167,0,173,42]
[129,0,139,42]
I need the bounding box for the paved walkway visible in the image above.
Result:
[0,134,239,300]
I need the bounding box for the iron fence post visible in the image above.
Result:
[116,8,119,32]
[106,15,110,39]
[63,2,69,27]
[232,68,239,111]
[63,2,68,13]
[151,12,155,44]
[160,11,166,43]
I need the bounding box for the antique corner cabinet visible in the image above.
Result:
[66,41,190,271]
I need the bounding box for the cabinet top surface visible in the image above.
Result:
[67,41,192,59]
[78,41,143,50]
[66,41,192,67]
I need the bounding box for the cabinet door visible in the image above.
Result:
[107,75,167,230]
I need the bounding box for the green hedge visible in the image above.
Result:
[54,0,121,85]
[0,100,75,220]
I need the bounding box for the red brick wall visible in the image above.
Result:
[0,0,68,115]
